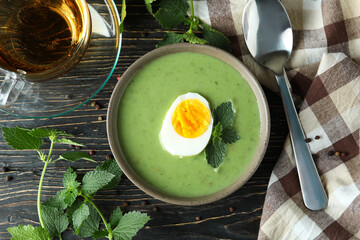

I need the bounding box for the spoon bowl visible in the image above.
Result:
[242,0,328,210]
[243,0,293,75]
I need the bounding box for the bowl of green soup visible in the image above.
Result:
[107,43,270,205]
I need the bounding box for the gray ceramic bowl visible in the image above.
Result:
[107,43,270,205]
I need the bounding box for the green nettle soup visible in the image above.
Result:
[117,52,260,198]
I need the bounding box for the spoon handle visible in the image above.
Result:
[275,69,328,211]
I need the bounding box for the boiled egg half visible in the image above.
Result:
[160,92,213,157]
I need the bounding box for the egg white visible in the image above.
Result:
[160,92,213,157]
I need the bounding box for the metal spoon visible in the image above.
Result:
[242,0,327,210]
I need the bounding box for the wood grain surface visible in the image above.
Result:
[0,1,288,239]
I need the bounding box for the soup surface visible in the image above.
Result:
[117,52,260,197]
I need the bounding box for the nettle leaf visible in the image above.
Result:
[54,138,85,147]
[212,122,223,139]
[109,207,123,229]
[184,16,200,30]
[63,189,78,207]
[202,24,231,52]
[67,198,83,227]
[95,159,123,190]
[156,32,184,48]
[159,0,188,15]
[93,230,109,239]
[72,203,90,234]
[29,128,73,138]
[63,167,81,190]
[213,101,235,129]
[2,127,43,150]
[154,8,186,29]
[81,170,115,195]
[153,0,189,29]
[58,151,95,162]
[205,137,226,168]
[221,128,240,144]
[76,204,101,238]
[183,32,207,44]
[8,225,49,240]
[41,205,69,238]
[112,211,150,240]
[43,191,68,210]
[144,0,157,14]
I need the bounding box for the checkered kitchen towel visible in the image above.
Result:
[260,53,360,239]
[195,0,360,239]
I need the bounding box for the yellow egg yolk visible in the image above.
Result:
[171,99,211,138]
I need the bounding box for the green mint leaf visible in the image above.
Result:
[93,230,109,239]
[144,0,157,14]
[72,203,90,234]
[95,159,123,190]
[2,127,43,150]
[76,203,101,238]
[29,128,73,138]
[54,138,85,147]
[81,170,115,195]
[221,128,240,144]
[112,211,150,240]
[156,32,184,48]
[205,137,226,168]
[109,207,123,229]
[119,0,126,33]
[58,151,95,162]
[43,191,68,210]
[153,0,189,29]
[183,32,207,44]
[202,24,231,52]
[213,101,235,129]
[8,225,49,240]
[63,167,81,190]
[41,205,69,238]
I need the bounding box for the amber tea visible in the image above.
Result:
[0,0,91,81]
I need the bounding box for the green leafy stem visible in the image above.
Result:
[2,127,149,240]
[119,0,231,51]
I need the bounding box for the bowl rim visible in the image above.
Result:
[107,43,270,205]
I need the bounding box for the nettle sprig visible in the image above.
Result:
[145,0,231,51]
[2,127,149,240]
[205,102,240,168]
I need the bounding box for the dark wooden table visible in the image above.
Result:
[0,1,288,239]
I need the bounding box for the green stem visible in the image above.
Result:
[190,0,194,18]
[81,193,113,240]
[37,161,49,229]
[188,0,196,34]
[37,140,54,240]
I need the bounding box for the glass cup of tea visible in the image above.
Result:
[0,0,91,109]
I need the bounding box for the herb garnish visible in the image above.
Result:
[2,127,149,240]
[205,102,240,168]
[145,0,231,51]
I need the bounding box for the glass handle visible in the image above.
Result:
[0,72,25,109]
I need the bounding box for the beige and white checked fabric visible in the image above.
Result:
[259,52,360,240]
[196,0,360,239]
